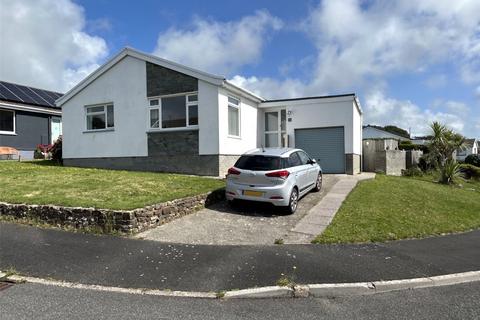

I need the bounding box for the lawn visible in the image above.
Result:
[0,161,225,210]
[314,174,480,244]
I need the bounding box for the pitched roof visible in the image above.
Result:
[0,81,62,109]
[464,138,477,148]
[56,47,264,106]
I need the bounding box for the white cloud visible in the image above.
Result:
[0,0,108,92]
[231,1,480,136]
[364,90,477,136]
[153,10,282,76]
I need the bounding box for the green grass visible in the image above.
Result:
[314,174,480,244]
[0,161,224,210]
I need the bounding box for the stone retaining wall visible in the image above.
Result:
[0,189,224,234]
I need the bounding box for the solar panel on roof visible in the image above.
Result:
[1,82,31,103]
[0,82,22,102]
[24,86,51,106]
[13,83,45,106]
[29,87,55,106]
[0,81,62,108]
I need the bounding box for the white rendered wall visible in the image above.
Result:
[198,80,219,155]
[218,88,258,155]
[260,97,359,154]
[352,101,362,155]
[62,56,148,158]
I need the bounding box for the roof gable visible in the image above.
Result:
[56,47,226,107]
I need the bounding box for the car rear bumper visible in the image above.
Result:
[225,180,291,206]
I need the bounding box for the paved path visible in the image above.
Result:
[290,173,375,242]
[1,222,479,292]
[1,282,479,319]
[135,175,339,245]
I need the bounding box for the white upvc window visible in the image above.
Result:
[148,93,198,130]
[85,103,114,131]
[227,96,240,137]
[0,109,15,135]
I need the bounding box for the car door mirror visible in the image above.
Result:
[308,159,317,164]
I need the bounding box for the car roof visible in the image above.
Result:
[242,148,301,157]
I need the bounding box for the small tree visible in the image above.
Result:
[427,122,465,184]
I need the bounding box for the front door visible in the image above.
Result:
[264,109,287,147]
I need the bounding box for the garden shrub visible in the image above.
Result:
[459,164,480,180]
[465,154,480,167]
[49,136,62,163]
[402,167,423,177]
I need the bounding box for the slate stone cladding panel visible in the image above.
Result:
[147,130,198,156]
[146,62,198,97]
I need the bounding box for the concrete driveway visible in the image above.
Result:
[135,175,340,245]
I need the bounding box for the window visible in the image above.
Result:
[234,155,286,171]
[0,109,15,134]
[187,95,198,126]
[264,109,287,147]
[297,151,310,165]
[148,94,198,129]
[288,152,302,167]
[86,104,114,131]
[228,96,240,136]
[162,96,186,128]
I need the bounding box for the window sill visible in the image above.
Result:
[228,135,241,140]
[147,126,199,133]
[0,131,17,136]
[83,128,115,133]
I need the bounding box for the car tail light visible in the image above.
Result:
[227,167,241,175]
[265,170,290,178]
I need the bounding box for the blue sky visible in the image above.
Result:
[1,0,479,137]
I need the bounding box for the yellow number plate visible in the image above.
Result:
[244,190,263,197]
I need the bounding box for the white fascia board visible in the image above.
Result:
[0,101,61,116]
[259,95,356,108]
[222,81,265,103]
[56,47,226,107]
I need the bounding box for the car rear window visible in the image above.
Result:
[234,155,286,171]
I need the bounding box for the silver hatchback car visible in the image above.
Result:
[225,148,322,214]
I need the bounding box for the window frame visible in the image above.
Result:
[227,95,241,138]
[0,108,16,135]
[148,92,199,131]
[84,103,114,132]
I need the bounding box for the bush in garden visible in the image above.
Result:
[464,154,480,167]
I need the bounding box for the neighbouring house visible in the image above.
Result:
[0,81,62,159]
[411,136,431,146]
[362,125,410,141]
[56,47,362,176]
[457,138,478,161]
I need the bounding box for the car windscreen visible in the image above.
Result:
[234,155,285,171]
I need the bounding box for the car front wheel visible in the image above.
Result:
[285,188,299,214]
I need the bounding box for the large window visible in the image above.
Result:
[86,104,114,131]
[148,94,198,130]
[0,109,15,134]
[228,96,240,137]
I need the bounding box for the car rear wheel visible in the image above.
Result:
[313,173,323,192]
[285,188,299,214]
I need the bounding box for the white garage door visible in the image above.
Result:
[294,127,345,174]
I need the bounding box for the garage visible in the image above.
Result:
[295,127,345,174]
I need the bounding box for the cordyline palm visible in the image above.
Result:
[428,122,465,184]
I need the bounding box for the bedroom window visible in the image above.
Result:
[228,96,240,137]
[148,93,198,129]
[0,109,15,134]
[86,104,114,131]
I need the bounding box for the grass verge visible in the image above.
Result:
[313,174,480,244]
[0,160,224,210]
